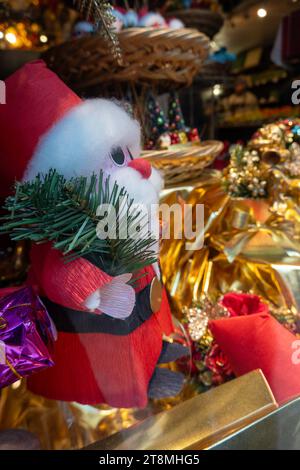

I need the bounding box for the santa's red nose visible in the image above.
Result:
[128,159,152,179]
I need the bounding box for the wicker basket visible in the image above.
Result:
[166,9,224,38]
[43,28,210,91]
[143,140,223,186]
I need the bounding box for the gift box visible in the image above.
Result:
[84,370,277,450]
[0,287,55,389]
[210,396,300,450]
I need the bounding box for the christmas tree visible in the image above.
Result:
[145,94,169,149]
[168,92,186,132]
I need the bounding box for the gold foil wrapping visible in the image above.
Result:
[0,380,197,449]
[0,381,145,449]
[160,171,300,317]
[85,370,278,450]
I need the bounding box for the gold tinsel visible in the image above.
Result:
[224,145,268,199]
[224,120,300,201]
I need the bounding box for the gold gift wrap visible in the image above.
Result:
[0,381,141,450]
[160,171,300,317]
[85,370,278,450]
[0,380,197,450]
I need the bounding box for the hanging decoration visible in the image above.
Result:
[73,0,122,61]
[223,119,300,199]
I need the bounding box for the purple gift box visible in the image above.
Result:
[0,287,56,389]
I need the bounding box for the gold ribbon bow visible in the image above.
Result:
[211,206,300,264]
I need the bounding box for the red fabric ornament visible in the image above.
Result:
[209,313,300,405]
[201,293,268,385]
[220,292,269,318]
[27,243,173,406]
[170,132,180,145]
[187,128,200,143]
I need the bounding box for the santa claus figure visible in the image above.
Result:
[0,61,185,408]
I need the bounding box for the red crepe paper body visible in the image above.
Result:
[37,245,112,311]
[0,61,80,199]
[26,244,174,407]
[209,313,300,405]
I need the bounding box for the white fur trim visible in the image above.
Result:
[24,99,141,180]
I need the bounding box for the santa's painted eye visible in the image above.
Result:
[127,147,134,160]
[110,147,125,166]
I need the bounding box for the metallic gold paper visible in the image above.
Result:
[0,380,144,449]
[160,172,300,318]
[0,380,196,450]
[84,370,278,450]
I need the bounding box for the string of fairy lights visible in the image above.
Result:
[0,0,48,49]
[0,23,48,48]
[0,0,78,50]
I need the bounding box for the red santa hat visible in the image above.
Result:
[0,60,81,199]
[0,60,144,195]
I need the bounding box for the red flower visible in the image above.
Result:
[220,292,269,317]
[205,343,233,381]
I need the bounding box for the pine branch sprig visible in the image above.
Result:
[1,169,157,276]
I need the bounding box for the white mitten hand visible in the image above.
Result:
[84,273,135,319]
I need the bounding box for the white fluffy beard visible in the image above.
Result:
[112,166,163,206]
[110,166,163,255]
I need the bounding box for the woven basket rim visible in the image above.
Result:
[43,27,210,90]
[143,140,223,185]
[143,140,223,162]
[165,9,224,38]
